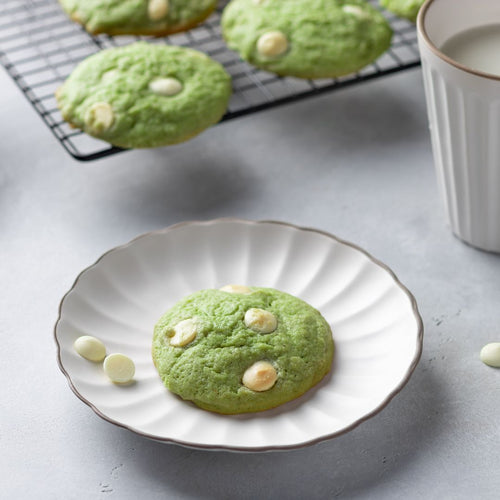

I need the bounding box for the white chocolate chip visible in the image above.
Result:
[101,70,118,82]
[242,361,277,391]
[149,77,183,97]
[71,11,83,23]
[73,335,106,362]
[85,102,114,132]
[103,353,135,383]
[342,5,370,20]
[244,308,277,333]
[257,31,289,57]
[170,318,199,347]
[148,0,169,21]
[219,284,252,294]
[480,342,500,367]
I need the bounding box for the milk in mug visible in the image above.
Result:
[440,24,500,76]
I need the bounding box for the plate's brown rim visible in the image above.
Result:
[417,0,500,82]
[54,218,424,453]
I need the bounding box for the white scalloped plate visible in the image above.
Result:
[55,219,423,452]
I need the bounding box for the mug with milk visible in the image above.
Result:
[417,0,500,252]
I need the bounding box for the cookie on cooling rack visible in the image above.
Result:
[379,0,424,23]
[152,286,334,414]
[58,0,217,36]
[221,0,393,79]
[55,42,232,148]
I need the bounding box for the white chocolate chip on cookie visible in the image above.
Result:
[71,11,83,23]
[257,31,289,57]
[74,335,106,362]
[220,284,252,294]
[103,353,135,384]
[342,5,370,20]
[149,77,183,97]
[170,318,199,347]
[148,0,169,21]
[244,308,277,334]
[85,102,114,132]
[242,361,277,391]
[101,70,117,82]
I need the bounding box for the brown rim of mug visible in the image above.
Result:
[54,218,424,453]
[417,0,500,82]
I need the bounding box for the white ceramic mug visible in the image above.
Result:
[417,0,500,252]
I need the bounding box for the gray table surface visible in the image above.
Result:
[2,62,500,500]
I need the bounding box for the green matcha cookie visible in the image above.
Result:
[152,286,334,414]
[55,42,232,149]
[221,0,393,79]
[58,0,217,36]
[380,0,424,23]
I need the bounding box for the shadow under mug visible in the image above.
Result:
[417,0,500,253]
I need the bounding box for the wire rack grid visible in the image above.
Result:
[0,0,421,161]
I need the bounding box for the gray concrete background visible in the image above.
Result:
[1,63,500,499]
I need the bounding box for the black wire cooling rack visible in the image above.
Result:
[0,0,421,161]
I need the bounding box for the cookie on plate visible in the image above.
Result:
[55,42,232,149]
[379,0,424,23]
[58,0,217,36]
[221,0,393,79]
[152,286,334,414]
